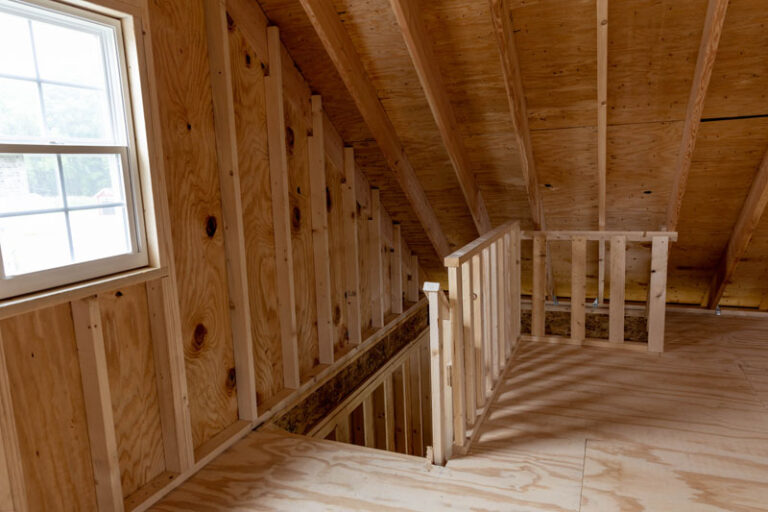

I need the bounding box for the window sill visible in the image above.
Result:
[0,266,168,321]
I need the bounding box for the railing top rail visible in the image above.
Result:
[444,220,520,268]
[521,230,678,242]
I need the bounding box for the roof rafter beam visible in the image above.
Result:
[488,0,543,230]
[706,148,768,308]
[664,0,729,231]
[297,0,451,258]
[389,0,492,235]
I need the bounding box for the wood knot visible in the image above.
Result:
[285,126,294,154]
[226,367,236,391]
[226,12,234,30]
[115,291,123,297]
[245,52,251,67]
[206,216,218,238]
[326,187,332,212]
[192,323,207,352]
[292,206,301,229]
[333,305,341,324]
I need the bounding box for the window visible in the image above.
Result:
[0,0,147,299]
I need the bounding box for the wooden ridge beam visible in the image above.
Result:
[706,148,768,308]
[389,0,492,235]
[664,0,729,231]
[297,0,451,259]
[488,0,542,229]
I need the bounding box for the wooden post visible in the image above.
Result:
[648,237,669,352]
[71,297,124,512]
[503,232,512,359]
[264,26,301,388]
[532,234,546,337]
[409,349,424,457]
[362,395,375,448]
[447,267,467,447]
[383,373,396,452]
[203,0,258,420]
[0,331,27,512]
[510,223,521,349]
[460,261,475,426]
[335,417,350,443]
[609,235,626,343]
[571,236,587,343]
[392,224,404,314]
[308,95,334,365]
[496,239,506,368]
[370,189,385,328]
[470,255,485,408]
[481,248,492,396]
[488,245,499,382]
[146,279,194,473]
[401,361,412,454]
[342,148,362,345]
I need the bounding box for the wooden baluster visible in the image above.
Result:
[532,234,547,337]
[489,243,499,382]
[481,248,492,397]
[471,255,485,408]
[447,266,466,447]
[496,239,506,371]
[609,235,627,343]
[571,236,587,343]
[460,261,475,426]
[510,224,522,350]
[383,373,396,452]
[648,236,669,352]
[362,395,375,448]
[424,282,446,464]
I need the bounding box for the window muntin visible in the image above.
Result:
[0,0,147,299]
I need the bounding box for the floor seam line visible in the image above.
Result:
[578,438,588,512]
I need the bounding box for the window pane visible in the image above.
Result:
[69,206,130,263]
[0,212,70,276]
[61,154,124,207]
[0,77,43,140]
[0,12,35,78]
[0,154,62,214]
[42,83,112,142]
[32,19,104,87]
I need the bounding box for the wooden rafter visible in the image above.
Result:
[706,148,768,308]
[297,0,451,259]
[488,0,542,229]
[389,0,492,235]
[664,0,729,231]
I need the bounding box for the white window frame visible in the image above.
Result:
[0,0,148,300]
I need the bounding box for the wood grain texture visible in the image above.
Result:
[228,23,284,404]
[0,304,98,510]
[148,0,238,449]
[100,284,166,498]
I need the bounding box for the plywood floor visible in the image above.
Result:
[151,312,768,511]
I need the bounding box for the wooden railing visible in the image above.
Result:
[520,230,677,352]
[424,220,521,464]
[424,224,676,465]
[309,331,432,458]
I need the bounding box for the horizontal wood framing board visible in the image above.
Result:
[521,231,678,242]
[268,300,428,435]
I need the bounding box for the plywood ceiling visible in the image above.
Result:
[255,0,768,307]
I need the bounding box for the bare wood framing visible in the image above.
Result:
[648,237,670,352]
[383,374,396,451]
[0,331,27,512]
[521,231,678,242]
[370,189,385,328]
[297,0,450,258]
[203,0,258,420]
[664,0,729,231]
[447,266,467,446]
[488,246,500,382]
[342,148,363,344]
[362,395,375,448]
[407,252,419,303]
[264,26,301,389]
[470,255,485,408]
[571,237,587,343]
[392,224,404,314]
[707,149,768,308]
[71,297,124,512]
[609,235,626,343]
[308,95,335,364]
[389,0,492,234]
[532,235,546,337]
[460,261,475,426]
[510,224,521,349]
[481,248,492,396]
[488,0,543,228]
[424,282,446,464]
[597,0,608,235]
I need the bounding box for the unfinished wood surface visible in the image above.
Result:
[481,248,492,396]
[308,96,335,364]
[707,147,768,308]
[665,0,730,231]
[100,285,166,499]
[496,239,506,366]
[408,349,424,457]
[447,267,467,447]
[571,237,587,343]
[0,332,26,512]
[510,225,522,349]
[149,0,240,449]
[532,235,546,337]
[392,224,404,314]
[1,305,99,510]
[389,0,491,234]
[297,0,450,258]
[609,235,626,343]
[370,189,385,328]
[596,0,607,235]
[342,148,363,344]
[264,26,301,389]
[71,297,124,512]
[647,237,669,353]
[488,246,500,383]
[460,262,475,426]
[470,255,485,408]
[383,374,396,452]
[227,22,285,403]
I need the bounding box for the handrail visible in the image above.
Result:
[444,220,520,267]
[521,230,678,242]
